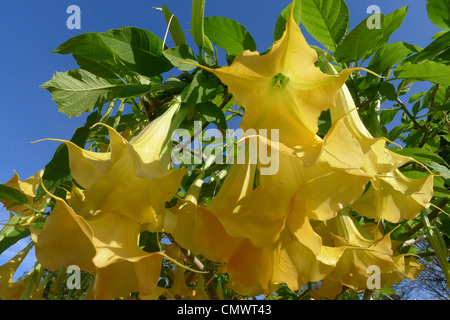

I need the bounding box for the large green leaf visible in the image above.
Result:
[427,0,450,29]
[52,27,172,78]
[163,45,198,72]
[41,69,155,117]
[335,7,407,63]
[368,42,420,75]
[369,6,408,56]
[292,0,349,52]
[394,60,450,86]
[403,31,450,64]
[204,17,256,55]
[334,15,384,63]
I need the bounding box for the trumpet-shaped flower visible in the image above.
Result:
[310,210,423,298]
[31,195,171,299]
[30,99,192,299]
[206,135,369,247]
[38,98,186,228]
[321,60,435,223]
[0,242,34,300]
[1,170,44,214]
[167,146,353,296]
[188,1,365,153]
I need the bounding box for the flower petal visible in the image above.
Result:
[31,198,96,273]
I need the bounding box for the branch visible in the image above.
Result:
[396,97,420,128]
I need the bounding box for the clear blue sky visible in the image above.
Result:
[0,1,441,282]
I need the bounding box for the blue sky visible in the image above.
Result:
[0,1,442,283]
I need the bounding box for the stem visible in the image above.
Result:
[363,289,373,300]
[166,234,218,299]
[350,74,362,109]
[358,91,378,110]
[421,210,450,288]
[441,111,450,128]
[396,97,420,128]
[406,199,448,239]
[418,84,441,148]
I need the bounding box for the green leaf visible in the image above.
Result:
[427,0,450,29]
[181,69,220,105]
[428,162,450,184]
[163,45,197,72]
[334,14,384,63]
[0,215,30,255]
[390,147,449,167]
[397,80,414,96]
[195,102,228,131]
[421,211,450,287]
[0,184,29,206]
[276,0,349,52]
[71,55,123,80]
[139,231,160,253]
[433,103,450,111]
[368,42,420,75]
[409,91,427,103]
[380,108,399,126]
[204,17,256,55]
[379,82,398,101]
[335,6,408,63]
[318,110,331,136]
[394,60,450,86]
[53,27,172,78]
[388,124,411,142]
[371,6,408,55]
[161,5,187,47]
[404,31,450,64]
[41,69,155,117]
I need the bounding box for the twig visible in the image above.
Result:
[396,97,420,128]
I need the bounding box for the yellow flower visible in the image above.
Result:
[1,170,44,214]
[186,0,366,153]
[30,99,195,299]
[310,210,423,298]
[167,144,351,296]
[206,135,369,246]
[321,60,434,223]
[0,242,34,300]
[38,98,186,228]
[166,175,242,264]
[30,195,172,299]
